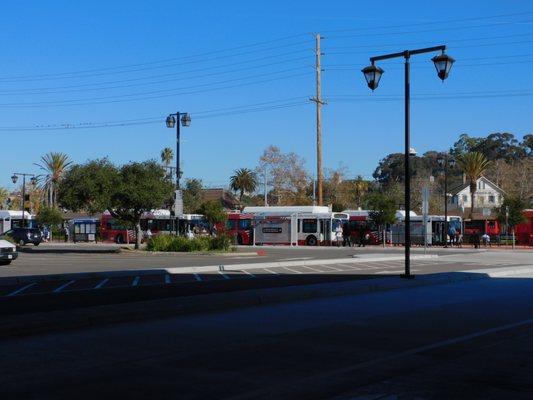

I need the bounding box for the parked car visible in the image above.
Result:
[1,228,43,246]
[0,239,18,265]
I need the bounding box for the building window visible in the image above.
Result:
[489,195,495,203]
[479,196,484,204]
[462,195,468,203]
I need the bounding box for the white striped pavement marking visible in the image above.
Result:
[264,268,280,275]
[132,276,140,286]
[194,273,202,282]
[242,270,256,278]
[6,282,36,297]
[300,265,325,273]
[53,280,75,293]
[337,263,363,270]
[218,271,230,280]
[319,265,344,272]
[94,278,109,289]
[165,274,171,284]
[282,267,303,274]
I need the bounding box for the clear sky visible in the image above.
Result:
[1,1,532,189]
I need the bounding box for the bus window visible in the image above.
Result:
[238,219,251,230]
[302,219,317,233]
[226,220,237,230]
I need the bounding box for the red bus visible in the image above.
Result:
[343,210,382,245]
[100,212,135,244]
[223,212,254,245]
[463,219,501,237]
[515,209,533,245]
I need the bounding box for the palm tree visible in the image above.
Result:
[353,175,369,207]
[458,152,491,218]
[230,168,257,202]
[35,152,72,207]
[161,147,173,167]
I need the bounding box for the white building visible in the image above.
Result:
[449,176,505,213]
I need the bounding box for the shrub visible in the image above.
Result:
[146,234,231,252]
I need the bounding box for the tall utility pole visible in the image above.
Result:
[311,33,325,206]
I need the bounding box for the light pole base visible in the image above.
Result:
[400,273,415,279]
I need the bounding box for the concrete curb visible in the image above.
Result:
[0,254,438,285]
[3,263,526,340]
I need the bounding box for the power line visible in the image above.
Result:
[0,97,311,131]
[326,20,533,40]
[0,40,312,83]
[320,11,533,34]
[0,69,313,108]
[0,55,312,96]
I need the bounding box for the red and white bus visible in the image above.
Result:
[100,212,135,244]
[243,206,349,246]
[222,211,254,245]
[512,209,533,246]
[343,210,381,245]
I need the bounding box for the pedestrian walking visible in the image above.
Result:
[358,225,366,247]
[341,222,351,247]
[64,226,69,243]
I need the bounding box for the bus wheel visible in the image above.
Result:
[306,235,318,246]
[237,235,243,245]
[116,235,124,244]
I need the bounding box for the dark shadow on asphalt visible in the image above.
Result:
[18,247,120,254]
[0,269,506,317]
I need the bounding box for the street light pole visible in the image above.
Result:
[362,45,454,279]
[166,112,191,234]
[11,173,37,228]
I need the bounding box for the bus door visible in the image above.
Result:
[319,219,331,244]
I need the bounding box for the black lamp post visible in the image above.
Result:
[165,112,191,190]
[11,173,37,228]
[362,46,454,278]
[437,154,456,247]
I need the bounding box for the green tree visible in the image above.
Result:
[497,197,526,232]
[230,168,257,203]
[37,206,63,227]
[457,152,491,218]
[364,193,397,244]
[183,178,205,214]
[59,159,173,249]
[58,159,120,215]
[0,187,9,209]
[198,201,227,233]
[35,152,72,207]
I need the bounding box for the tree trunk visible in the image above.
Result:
[135,221,142,250]
[469,184,477,219]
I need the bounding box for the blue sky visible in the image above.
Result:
[1,1,532,189]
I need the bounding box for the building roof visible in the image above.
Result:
[201,188,240,210]
[449,175,505,195]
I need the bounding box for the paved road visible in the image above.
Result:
[2,270,532,399]
[1,248,531,314]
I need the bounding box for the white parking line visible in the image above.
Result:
[53,280,75,293]
[299,265,325,273]
[264,268,279,275]
[132,276,140,286]
[165,274,171,284]
[241,270,256,278]
[6,282,36,297]
[194,273,202,282]
[94,278,109,289]
[282,267,303,274]
[218,271,230,280]
[319,265,344,272]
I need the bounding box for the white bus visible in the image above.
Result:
[242,206,349,246]
[391,214,462,245]
[0,210,35,235]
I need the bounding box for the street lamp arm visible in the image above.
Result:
[370,45,446,62]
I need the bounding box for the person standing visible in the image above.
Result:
[341,222,350,247]
[64,226,69,243]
